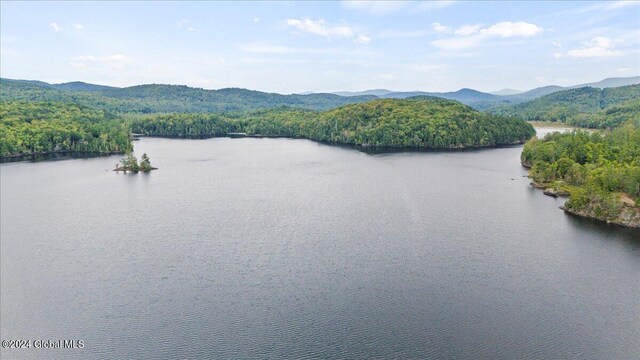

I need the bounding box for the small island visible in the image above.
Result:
[114,153,157,172]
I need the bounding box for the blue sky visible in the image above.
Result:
[1,1,639,93]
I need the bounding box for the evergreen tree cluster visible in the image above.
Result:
[118,152,153,172]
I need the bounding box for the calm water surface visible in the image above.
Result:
[1,130,639,359]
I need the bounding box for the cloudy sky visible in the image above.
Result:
[1,1,639,93]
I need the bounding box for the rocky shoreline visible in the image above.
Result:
[528,176,640,229]
[560,205,640,229]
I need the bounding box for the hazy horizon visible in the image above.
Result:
[3,75,639,96]
[2,1,639,93]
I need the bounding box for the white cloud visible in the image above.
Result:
[431,22,451,33]
[355,35,371,44]
[286,18,354,37]
[74,24,84,30]
[284,18,371,43]
[479,21,542,38]
[50,22,61,32]
[560,47,622,58]
[341,1,409,15]
[430,21,542,50]
[454,24,481,36]
[253,17,260,22]
[187,27,197,32]
[554,36,624,58]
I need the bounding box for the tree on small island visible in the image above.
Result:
[114,152,156,172]
[120,153,140,172]
[139,153,153,172]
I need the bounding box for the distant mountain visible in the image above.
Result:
[2,75,638,114]
[375,88,499,110]
[330,76,640,110]
[576,76,640,89]
[332,89,393,97]
[0,78,377,113]
[491,89,523,96]
[433,88,499,102]
[503,76,640,103]
[326,88,499,105]
[502,85,565,102]
[52,81,118,92]
[492,84,640,128]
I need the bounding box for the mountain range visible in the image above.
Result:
[0,78,377,113]
[1,76,638,114]
[322,76,640,110]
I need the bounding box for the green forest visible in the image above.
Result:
[130,113,235,137]
[1,96,535,159]
[493,85,640,128]
[521,119,640,225]
[131,98,536,149]
[0,101,132,158]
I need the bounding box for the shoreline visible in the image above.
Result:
[136,133,531,152]
[528,121,582,128]
[560,205,640,230]
[0,150,125,164]
[524,171,640,229]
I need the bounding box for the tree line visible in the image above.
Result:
[131,98,536,149]
[0,101,132,157]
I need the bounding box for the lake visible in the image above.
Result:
[1,130,639,359]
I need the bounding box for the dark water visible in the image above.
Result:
[1,134,639,359]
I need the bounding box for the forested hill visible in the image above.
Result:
[132,97,536,149]
[0,101,132,157]
[491,84,640,128]
[305,97,535,147]
[0,78,377,113]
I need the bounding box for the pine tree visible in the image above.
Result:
[139,153,152,172]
